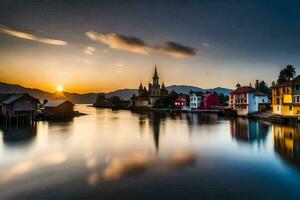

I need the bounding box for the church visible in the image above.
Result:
[131,65,168,108]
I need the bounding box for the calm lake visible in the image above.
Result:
[1,105,300,199]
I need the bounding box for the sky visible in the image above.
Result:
[1,0,300,93]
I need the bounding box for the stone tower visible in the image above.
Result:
[149,65,161,97]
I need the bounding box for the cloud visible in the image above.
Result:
[86,31,150,54]
[0,25,67,46]
[202,42,209,47]
[156,42,196,58]
[115,63,124,68]
[85,31,196,58]
[83,46,96,55]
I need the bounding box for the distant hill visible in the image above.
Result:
[0,82,232,104]
[0,82,97,104]
[106,89,138,100]
[206,87,233,96]
[166,85,204,94]
[166,85,232,96]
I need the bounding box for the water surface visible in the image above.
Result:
[1,105,300,199]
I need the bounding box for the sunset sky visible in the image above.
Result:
[1,0,300,93]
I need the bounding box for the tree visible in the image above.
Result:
[154,91,179,108]
[219,93,229,106]
[271,81,276,87]
[284,65,296,80]
[110,96,121,106]
[255,80,271,96]
[277,65,296,84]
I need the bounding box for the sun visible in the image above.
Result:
[56,85,64,92]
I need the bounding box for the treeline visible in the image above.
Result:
[247,65,297,96]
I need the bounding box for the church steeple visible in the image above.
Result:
[139,82,143,90]
[161,81,166,89]
[152,65,159,85]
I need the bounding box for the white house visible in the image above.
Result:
[229,86,268,116]
[189,92,202,110]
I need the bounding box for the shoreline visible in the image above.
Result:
[93,105,300,126]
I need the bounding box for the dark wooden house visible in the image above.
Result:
[0,93,39,124]
[43,100,74,118]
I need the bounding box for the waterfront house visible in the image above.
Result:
[0,93,39,118]
[272,75,300,116]
[202,93,219,109]
[43,100,74,118]
[230,86,268,116]
[189,91,202,110]
[174,96,187,109]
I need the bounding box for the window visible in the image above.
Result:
[289,106,292,112]
[297,85,300,90]
[277,106,279,111]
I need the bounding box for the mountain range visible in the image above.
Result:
[0,82,232,104]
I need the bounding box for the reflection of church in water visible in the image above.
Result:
[136,112,166,153]
[131,65,168,108]
[273,125,300,168]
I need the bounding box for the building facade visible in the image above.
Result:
[174,96,187,109]
[0,93,39,118]
[189,92,202,110]
[43,100,74,118]
[202,93,219,109]
[272,75,300,116]
[230,86,268,116]
[131,65,168,108]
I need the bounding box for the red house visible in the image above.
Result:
[174,96,187,109]
[202,93,219,109]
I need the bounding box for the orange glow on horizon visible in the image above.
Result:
[56,85,64,92]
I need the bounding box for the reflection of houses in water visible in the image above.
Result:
[273,125,300,167]
[230,118,269,144]
[0,125,37,146]
[185,113,219,127]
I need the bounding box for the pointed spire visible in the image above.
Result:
[153,64,159,79]
[161,81,166,89]
[139,82,143,90]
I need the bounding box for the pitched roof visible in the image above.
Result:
[44,100,74,107]
[292,74,300,84]
[230,86,267,96]
[1,93,39,105]
[0,93,14,103]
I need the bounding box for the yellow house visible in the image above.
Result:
[272,75,300,116]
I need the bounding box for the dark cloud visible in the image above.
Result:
[86,31,196,58]
[86,31,150,54]
[157,42,196,58]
